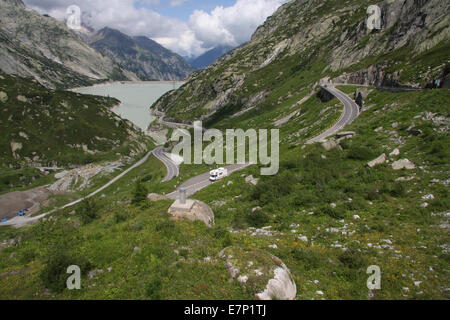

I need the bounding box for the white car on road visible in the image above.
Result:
[210,168,228,182]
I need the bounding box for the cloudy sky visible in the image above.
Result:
[23,0,290,57]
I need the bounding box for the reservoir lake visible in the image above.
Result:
[74,82,183,131]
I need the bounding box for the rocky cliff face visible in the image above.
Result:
[0,0,138,89]
[152,0,449,123]
[91,27,194,81]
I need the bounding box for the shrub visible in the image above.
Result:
[155,220,176,237]
[19,248,37,264]
[293,189,318,207]
[317,205,345,219]
[339,138,351,150]
[428,140,448,164]
[213,226,232,247]
[347,145,375,161]
[78,198,98,225]
[213,226,227,239]
[345,198,368,211]
[291,247,328,268]
[251,171,296,204]
[144,274,162,300]
[245,210,270,228]
[114,211,129,224]
[380,182,406,198]
[390,183,406,197]
[40,250,92,293]
[130,221,144,231]
[132,180,148,204]
[231,212,247,230]
[141,174,153,183]
[338,248,366,270]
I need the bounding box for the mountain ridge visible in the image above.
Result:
[90,27,194,81]
[0,0,141,89]
[190,45,235,70]
[151,0,449,124]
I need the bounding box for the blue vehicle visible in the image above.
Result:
[18,210,25,216]
[1,219,6,223]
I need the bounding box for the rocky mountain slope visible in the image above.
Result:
[0,0,449,300]
[151,0,449,124]
[190,45,235,70]
[1,85,448,299]
[0,72,150,170]
[0,0,139,89]
[91,27,194,81]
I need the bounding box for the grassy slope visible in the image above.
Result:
[0,73,152,193]
[0,87,448,299]
[0,0,448,301]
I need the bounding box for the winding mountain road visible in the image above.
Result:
[153,146,179,182]
[166,163,251,200]
[306,85,360,144]
[1,85,359,228]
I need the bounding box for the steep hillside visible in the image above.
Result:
[0,0,448,301]
[152,0,449,124]
[0,72,150,170]
[190,45,235,70]
[0,0,138,89]
[91,27,194,81]
[0,86,448,299]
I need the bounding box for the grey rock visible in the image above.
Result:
[367,154,386,168]
[389,148,400,157]
[219,246,296,300]
[88,269,104,279]
[322,139,341,151]
[336,131,355,138]
[0,1,139,88]
[168,199,215,227]
[392,159,416,170]
[245,175,260,186]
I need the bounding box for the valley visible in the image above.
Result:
[0,0,448,302]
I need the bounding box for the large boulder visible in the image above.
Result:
[322,139,341,151]
[336,131,355,139]
[10,142,22,159]
[219,246,297,300]
[392,159,416,170]
[245,175,260,186]
[168,199,214,227]
[0,91,8,103]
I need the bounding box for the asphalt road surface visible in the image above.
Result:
[1,86,360,227]
[306,85,360,144]
[166,163,251,200]
[153,146,179,182]
[2,148,156,228]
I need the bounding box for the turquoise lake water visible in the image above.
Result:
[75,82,183,131]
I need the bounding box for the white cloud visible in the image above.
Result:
[189,0,289,48]
[22,0,289,57]
[170,0,189,7]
